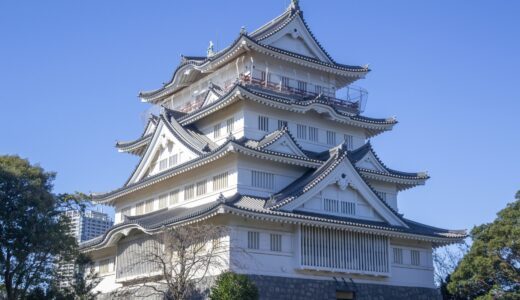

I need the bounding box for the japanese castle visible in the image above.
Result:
[81,1,465,299]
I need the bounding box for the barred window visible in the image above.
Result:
[341,201,356,215]
[297,80,307,92]
[309,127,319,142]
[159,158,168,171]
[344,134,354,150]
[281,76,290,89]
[247,231,260,250]
[135,202,145,215]
[226,118,234,133]
[411,250,421,266]
[297,124,307,140]
[184,184,195,200]
[168,154,178,167]
[393,248,403,264]
[251,170,275,189]
[278,120,288,129]
[145,199,154,213]
[121,206,132,217]
[99,258,111,274]
[326,130,337,145]
[214,123,221,138]
[258,116,269,132]
[158,194,168,209]
[270,234,282,252]
[196,180,207,196]
[213,172,228,191]
[376,191,387,202]
[315,85,323,94]
[324,198,339,213]
[169,190,179,205]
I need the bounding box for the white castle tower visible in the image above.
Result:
[81,2,465,299]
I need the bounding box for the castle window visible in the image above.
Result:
[121,206,132,218]
[297,124,307,140]
[297,80,307,93]
[159,158,168,171]
[226,118,234,133]
[270,234,282,252]
[393,248,403,264]
[168,154,178,167]
[247,231,260,249]
[326,130,337,145]
[184,184,195,200]
[376,191,387,202]
[214,123,221,138]
[145,199,154,213]
[315,85,323,95]
[169,190,179,205]
[251,170,275,189]
[278,120,288,129]
[135,202,145,215]
[158,193,168,209]
[344,134,354,150]
[213,172,229,191]
[281,76,290,89]
[309,126,319,142]
[258,116,269,132]
[411,250,421,266]
[324,198,339,213]
[341,202,356,215]
[98,258,111,274]
[196,180,207,196]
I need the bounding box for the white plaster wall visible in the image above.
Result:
[195,101,246,145]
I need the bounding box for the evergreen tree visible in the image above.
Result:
[209,272,259,300]
[447,191,520,299]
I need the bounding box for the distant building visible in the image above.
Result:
[59,210,113,288]
[80,1,466,299]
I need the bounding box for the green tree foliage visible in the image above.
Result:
[209,272,259,300]
[447,191,520,299]
[0,155,86,300]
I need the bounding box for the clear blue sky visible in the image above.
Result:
[1,1,519,231]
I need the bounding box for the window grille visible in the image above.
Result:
[251,170,275,189]
[344,134,354,150]
[278,120,288,129]
[196,180,207,196]
[247,231,260,249]
[213,172,229,191]
[300,225,389,274]
[214,123,221,138]
[281,76,290,89]
[99,259,110,274]
[341,201,356,215]
[270,234,282,252]
[393,248,403,264]
[168,154,178,167]
[324,198,339,213]
[411,250,421,266]
[297,124,307,140]
[159,158,168,171]
[315,85,323,94]
[258,116,269,132]
[326,130,337,145]
[121,206,132,217]
[309,127,319,142]
[158,194,168,209]
[116,235,161,279]
[226,118,234,133]
[135,202,145,215]
[145,199,154,213]
[184,184,195,200]
[297,80,307,92]
[376,191,387,202]
[169,190,179,205]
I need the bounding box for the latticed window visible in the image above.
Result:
[168,154,178,167]
[196,180,207,196]
[270,234,282,252]
[247,231,260,249]
[411,250,421,266]
[159,158,168,171]
[135,202,145,215]
[341,201,356,215]
[315,85,323,94]
[258,116,269,132]
[344,134,354,150]
[297,80,307,92]
[169,190,179,205]
[309,126,319,142]
[214,123,221,138]
[184,184,195,200]
[98,258,111,274]
[213,172,228,191]
[376,191,387,202]
[281,76,290,89]
[116,235,162,279]
[393,248,403,264]
[145,199,154,213]
[300,225,389,274]
[252,170,275,189]
[324,198,339,213]
[226,118,234,133]
[297,124,307,140]
[278,120,288,129]
[326,130,337,145]
[121,206,132,218]
[158,194,168,209]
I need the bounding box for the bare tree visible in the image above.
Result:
[114,224,230,300]
[433,242,469,286]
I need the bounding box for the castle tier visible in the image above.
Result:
[81,2,465,299]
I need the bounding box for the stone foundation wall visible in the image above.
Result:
[248,275,441,300]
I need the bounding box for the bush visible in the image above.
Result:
[210,272,259,300]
